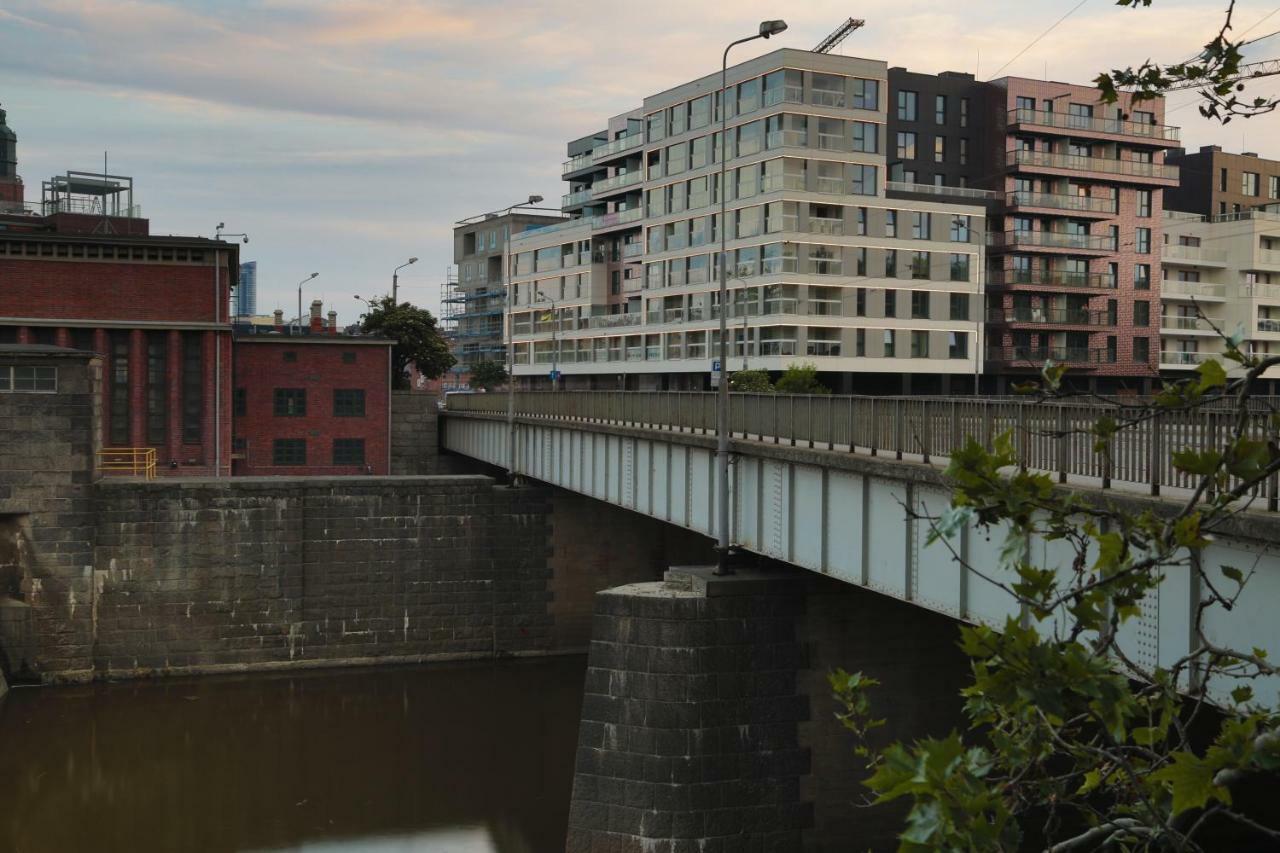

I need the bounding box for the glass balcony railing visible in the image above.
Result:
[1161,315,1210,330]
[591,134,644,161]
[591,207,644,230]
[1007,149,1179,180]
[562,153,595,175]
[989,230,1116,251]
[763,85,804,107]
[1161,350,1211,365]
[1005,191,1117,215]
[766,129,808,149]
[1161,280,1225,299]
[592,171,644,196]
[1258,318,1280,332]
[1162,244,1228,264]
[987,308,1099,325]
[562,189,592,208]
[990,269,1118,289]
[987,346,1113,364]
[1008,108,1180,142]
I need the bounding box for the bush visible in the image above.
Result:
[729,370,773,393]
[774,362,830,395]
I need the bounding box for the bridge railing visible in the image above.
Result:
[446,392,1280,508]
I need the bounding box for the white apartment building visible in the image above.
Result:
[506,48,988,393]
[1161,209,1280,384]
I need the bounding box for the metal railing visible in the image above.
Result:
[1008,108,1180,141]
[1162,280,1226,299]
[986,346,1114,364]
[1007,149,1180,181]
[989,230,1116,251]
[98,447,157,480]
[1006,191,1116,215]
[444,391,1280,506]
[1163,244,1228,264]
[989,269,1117,290]
[885,182,998,201]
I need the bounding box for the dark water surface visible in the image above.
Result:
[0,656,587,853]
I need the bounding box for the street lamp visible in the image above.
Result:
[716,18,787,576]
[296,272,319,332]
[535,290,560,391]
[504,194,547,481]
[392,257,418,305]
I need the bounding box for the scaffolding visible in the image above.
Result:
[41,170,141,231]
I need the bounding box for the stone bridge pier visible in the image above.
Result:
[565,564,970,853]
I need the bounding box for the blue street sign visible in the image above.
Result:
[549,370,561,380]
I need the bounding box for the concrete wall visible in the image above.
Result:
[390,390,439,475]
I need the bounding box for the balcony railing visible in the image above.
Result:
[987,346,1114,364]
[1257,249,1280,267]
[987,308,1100,325]
[763,85,804,106]
[1161,350,1212,365]
[990,269,1118,289]
[592,134,644,161]
[885,182,998,201]
[1259,318,1280,333]
[766,129,808,148]
[1005,191,1116,215]
[808,217,844,236]
[1161,315,1210,331]
[562,188,592,208]
[1008,108,1180,142]
[1007,149,1179,180]
[562,153,595,175]
[989,229,1116,251]
[592,170,644,196]
[1162,244,1228,264]
[1161,280,1226,299]
[1243,283,1280,300]
[592,207,644,230]
[622,242,644,258]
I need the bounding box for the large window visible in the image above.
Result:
[1134,263,1151,289]
[333,439,366,466]
[911,291,930,319]
[1136,190,1152,218]
[852,121,878,153]
[850,164,877,196]
[1136,227,1151,254]
[1134,300,1150,327]
[853,78,879,110]
[0,365,57,393]
[911,330,930,358]
[950,253,970,282]
[949,332,969,359]
[233,387,246,417]
[146,332,167,445]
[935,94,946,124]
[109,331,130,445]
[273,439,306,466]
[911,211,931,240]
[949,293,969,320]
[896,131,917,160]
[181,332,203,445]
[334,389,366,417]
[897,90,918,121]
[934,136,945,163]
[274,388,306,417]
[885,250,898,278]
[949,214,970,242]
[1243,171,1260,196]
[910,251,930,279]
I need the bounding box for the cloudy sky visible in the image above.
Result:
[2,0,1279,325]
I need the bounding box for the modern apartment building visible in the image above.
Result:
[889,69,1179,391]
[1167,145,1280,216]
[508,48,988,394]
[1159,208,1280,387]
[235,260,258,317]
[445,207,566,373]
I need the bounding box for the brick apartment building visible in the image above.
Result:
[1166,145,1280,216]
[0,106,393,477]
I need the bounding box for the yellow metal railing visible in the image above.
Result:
[98,447,157,480]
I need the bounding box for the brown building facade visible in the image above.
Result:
[1166,145,1280,216]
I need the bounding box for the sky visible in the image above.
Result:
[3,0,1280,326]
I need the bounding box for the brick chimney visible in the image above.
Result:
[309,299,323,334]
[273,309,284,331]
[328,310,338,336]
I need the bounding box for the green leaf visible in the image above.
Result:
[1151,752,1228,816]
[900,799,945,845]
[1221,565,1244,585]
[1172,448,1222,477]
[1230,685,1253,704]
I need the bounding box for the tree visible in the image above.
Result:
[833,335,1280,850]
[730,369,773,393]
[1096,0,1277,123]
[469,360,508,391]
[774,362,830,395]
[358,297,455,389]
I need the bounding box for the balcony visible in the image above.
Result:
[989,269,1118,290]
[1243,282,1280,301]
[808,216,844,236]
[562,153,596,177]
[765,129,808,149]
[988,229,1116,253]
[1259,318,1280,333]
[591,133,644,163]
[1161,315,1216,333]
[1161,280,1226,301]
[1007,108,1180,145]
[1162,244,1228,266]
[1255,249,1280,269]
[987,345,1113,365]
[561,188,593,209]
[592,170,644,199]
[622,242,644,258]
[986,308,1102,325]
[886,182,998,201]
[1006,149,1179,184]
[592,206,644,233]
[1005,191,1116,217]
[1160,350,1213,367]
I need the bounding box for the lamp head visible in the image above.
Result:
[528,194,544,204]
[217,222,225,230]
[242,236,249,244]
[759,19,788,38]
[310,272,319,279]
[408,257,418,265]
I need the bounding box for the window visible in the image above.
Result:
[911,330,930,358]
[1134,300,1150,327]
[949,331,968,359]
[334,389,366,417]
[1271,175,1279,199]
[897,90,918,121]
[852,121,878,153]
[885,250,898,278]
[856,329,866,356]
[274,388,306,417]
[1134,263,1151,290]
[273,439,306,466]
[342,351,356,364]
[950,253,970,282]
[1136,227,1151,254]
[884,289,897,317]
[181,332,203,445]
[108,333,129,445]
[886,210,898,238]
[856,207,867,236]
[911,251,930,279]
[933,136,945,163]
[851,164,877,196]
[1243,171,1260,196]
[949,214,970,242]
[959,97,969,127]
[333,439,366,466]
[856,288,867,316]
[283,351,297,363]
[856,247,867,276]
[959,138,968,165]
[0,365,57,393]
[949,292,969,320]
[883,329,896,357]
[233,387,247,417]
[935,94,946,124]
[1136,190,1152,218]
[896,131,917,160]
[1220,167,1228,192]
[911,212,931,240]
[911,291,930,319]
[853,78,879,110]
[1134,337,1150,363]
[1016,95,1035,112]
[146,333,167,445]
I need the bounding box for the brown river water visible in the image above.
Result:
[0,656,587,853]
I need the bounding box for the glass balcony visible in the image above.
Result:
[1161,350,1211,365]
[808,217,843,236]
[986,346,1112,364]
[1005,191,1117,215]
[1162,244,1228,264]
[1259,318,1280,333]
[987,308,1099,324]
[561,153,594,175]
[562,188,592,208]
[1161,315,1210,331]
[989,230,1116,252]
[592,171,644,196]
[766,129,808,149]
[1007,149,1179,181]
[763,85,804,107]
[989,269,1117,289]
[591,133,644,162]
[1161,280,1225,300]
[1007,108,1180,142]
[591,207,644,230]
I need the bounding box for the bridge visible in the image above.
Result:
[442,390,1280,705]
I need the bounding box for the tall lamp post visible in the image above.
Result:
[296,272,319,331]
[392,257,418,304]
[716,19,787,576]
[503,194,545,480]
[535,290,560,391]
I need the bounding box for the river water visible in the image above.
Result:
[0,656,587,853]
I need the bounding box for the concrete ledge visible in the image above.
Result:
[94,474,498,490]
[665,564,806,597]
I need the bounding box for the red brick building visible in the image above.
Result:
[232,305,392,476]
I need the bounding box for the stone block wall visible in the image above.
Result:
[86,476,552,677]
[390,391,439,475]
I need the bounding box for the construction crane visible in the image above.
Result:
[813,18,865,54]
[1165,58,1280,91]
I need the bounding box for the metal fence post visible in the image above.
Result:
[921,402,932,465]
[1016,403,1027,472]
[1148,411,1161,497]
[869,397,878,457]
[895,398,904,461]
[848,395,855,453]
[1056,404,1068,484]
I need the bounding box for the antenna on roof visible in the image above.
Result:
[812,18,865,54]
